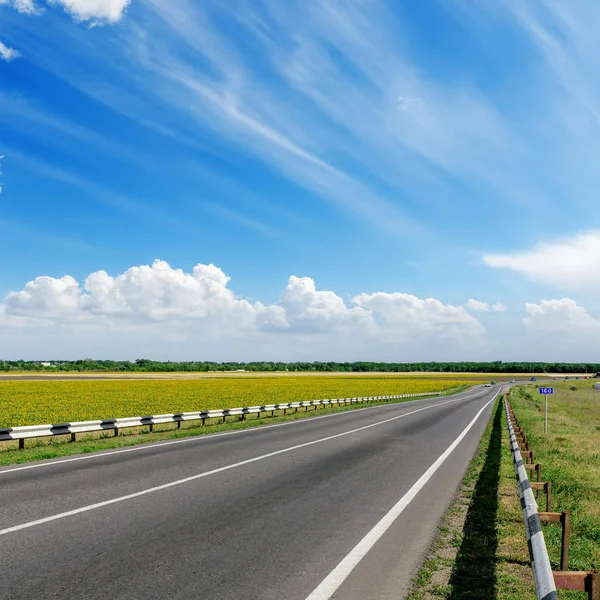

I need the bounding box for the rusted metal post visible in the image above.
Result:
[530,481,552,512]
[561,511,571,572]
[521,450,535,463]
[539,511,570,571]
[552,571,599,600]
[591,571,600,600]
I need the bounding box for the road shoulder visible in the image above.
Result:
[405,397,535,600]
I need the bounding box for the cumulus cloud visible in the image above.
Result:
[48,0,130,23]
[465,299,490,312]
[523,298,600,333]
[353,292,484,338]
[0,260,486,359]
[0,41,19,61]
[5,260,257,326]
[1,0,129,22]
[279,276,373,332]
[465,299,507,313]
[483,231,600,291]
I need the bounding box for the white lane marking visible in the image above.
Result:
[304,390,500,600]
[0,391,491,536]
[0,388,483,476]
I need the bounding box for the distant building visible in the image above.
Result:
[40,362,56,368]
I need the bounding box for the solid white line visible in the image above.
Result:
[304,390,500,600]
[0,392,489,536]
[0,388,483,476]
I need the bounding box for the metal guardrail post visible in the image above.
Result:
[504,396,558,600]
[538,511,571,571]
[0,389,450,446]
[553,572,599,600]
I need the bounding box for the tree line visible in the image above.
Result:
[1,360,599,373]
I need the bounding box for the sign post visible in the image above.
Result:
[539,387,554,433]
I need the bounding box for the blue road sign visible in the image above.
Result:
[539,387,554,394]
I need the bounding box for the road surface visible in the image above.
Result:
[0,385,499,599]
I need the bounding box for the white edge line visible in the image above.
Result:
[0,387,482,476]
[304,390,500,600]
[0,391,491,536]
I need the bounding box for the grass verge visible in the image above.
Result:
[510,383,600,595]
[0,390,465,467]
[406,397,536,600]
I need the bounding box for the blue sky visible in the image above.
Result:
[1,0,600,361]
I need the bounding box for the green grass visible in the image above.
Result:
[510,384,600,582]
[0,392,459,466]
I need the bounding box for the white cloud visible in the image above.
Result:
[0,0,39,15]
[465,298,490,312]
[523,298,600,333]
[278,276,373,333]
[15,0,547,237]
[483,231,600,291]
[5,275,81,315]
[0,0,129,22]
[48,0,130,23]
[353,292,484,339]
[0,260,486,359]
[465,299,507,313]
[6,260,256,326]
[0,41,19,61]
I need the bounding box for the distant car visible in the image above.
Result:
[510,379,516,383]
[565,376,569,380]
[484,383,491,387]
[491,381,497,385]
[531,377,537,381]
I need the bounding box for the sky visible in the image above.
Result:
[1,0,600,362]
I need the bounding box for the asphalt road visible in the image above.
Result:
[0,386,499,600]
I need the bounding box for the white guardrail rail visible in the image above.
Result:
[504,396,558,600]
[0,391,444,445]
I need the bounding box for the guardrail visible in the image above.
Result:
[0,391,444,449]
[505,395,600,600]
[504,395,558,600]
